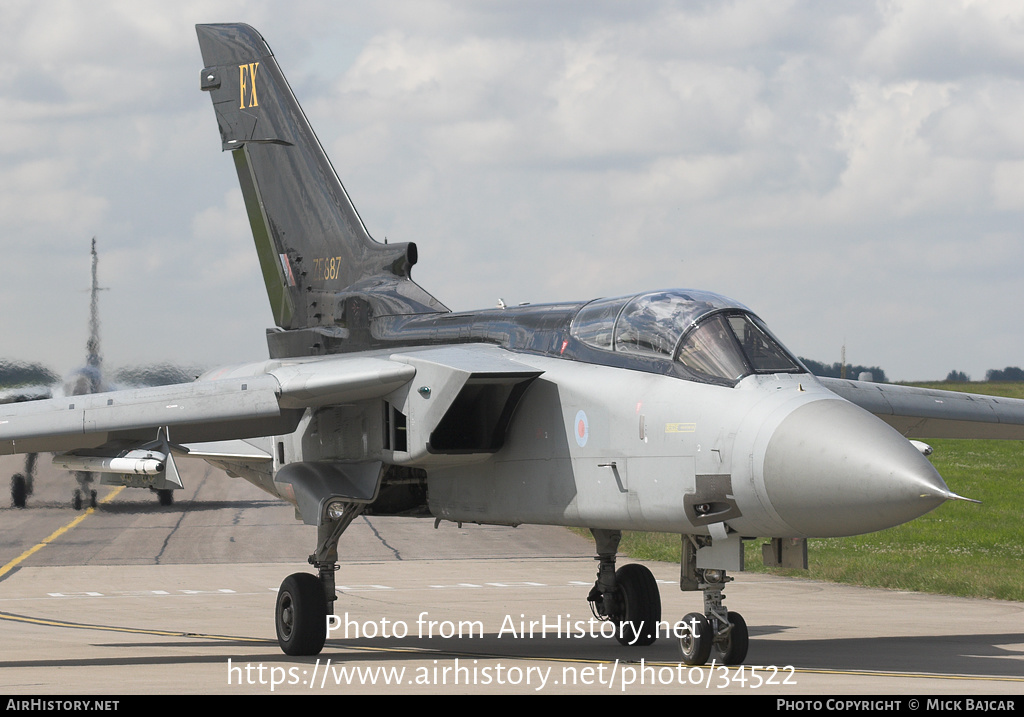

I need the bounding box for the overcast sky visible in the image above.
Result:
[2,0,1022,382]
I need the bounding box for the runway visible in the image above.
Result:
[1,456,1022,695]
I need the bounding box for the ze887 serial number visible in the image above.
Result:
[312,256,343,281]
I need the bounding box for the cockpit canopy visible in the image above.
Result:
[570,289,804,385]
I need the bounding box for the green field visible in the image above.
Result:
[614,382,1024,601]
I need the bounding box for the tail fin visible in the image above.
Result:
[196,24,444,335]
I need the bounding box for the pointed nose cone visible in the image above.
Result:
[763,399,954,537]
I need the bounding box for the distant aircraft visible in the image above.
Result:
[5,240,180,509]
[2,24,1023,664]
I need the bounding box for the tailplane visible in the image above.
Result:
[196,24,445,349]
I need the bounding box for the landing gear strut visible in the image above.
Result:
[676,536,749,665]
[586,529,661,646]
[275,501,365,656]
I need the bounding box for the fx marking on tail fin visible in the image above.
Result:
[197,23,445,348]
[238,62,259,108]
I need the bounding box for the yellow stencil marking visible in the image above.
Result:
[665,423,696,433]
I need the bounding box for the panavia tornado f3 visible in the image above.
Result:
[1,23,1019,664]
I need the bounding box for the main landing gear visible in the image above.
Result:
[275,501,365,656]
[11,473,28,508]
[10,453,36,508]
[72,471,97,510]
[586,529,661,646]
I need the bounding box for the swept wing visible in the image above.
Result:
[0,356,415,455]
[819,377,1024,440]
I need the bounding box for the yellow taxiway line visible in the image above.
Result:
[0,486,125,580]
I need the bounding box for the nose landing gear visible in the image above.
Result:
[676,590,748,665]
[676,535,749,665]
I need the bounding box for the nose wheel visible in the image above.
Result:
[679,609,748,665]
[678,612,712,665]
[710,611,748,664]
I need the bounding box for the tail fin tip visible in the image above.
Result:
[196,23,446,337]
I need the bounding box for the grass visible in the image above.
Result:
[607,381,1024,602]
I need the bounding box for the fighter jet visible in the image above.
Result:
[1,23,1022,664]
[5,239,180,509]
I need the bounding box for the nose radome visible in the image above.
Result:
[762,399,954,537]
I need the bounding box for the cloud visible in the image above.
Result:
[0,1,1021,381]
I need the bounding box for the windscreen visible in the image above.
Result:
[677,312,801,383]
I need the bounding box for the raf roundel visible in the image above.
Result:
[574,410,589,448]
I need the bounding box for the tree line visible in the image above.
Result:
[799,358,1024,384]
[946,367,1024,382]
[798,358,887,383]
[0,360,59,387]
[0,360,202,389]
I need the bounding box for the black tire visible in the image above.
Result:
[711,611,749,665]
[276,573,328,656]
[11,474,27,508]
[23,453,36,496]
[89,490,98,509]
[72,490,83,511]
[613,563,661,647]
[678,612,713,665]
[157,489,174,506]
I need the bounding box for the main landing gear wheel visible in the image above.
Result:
[613,564,661,647]
[710,611,748,665]
[678,612,713,666]
[157,489,174,506]
[587,529,663,647]
[72,489,97,510]
[11,474,27,508]
[73,471,96,510]
[276,572,328,656]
